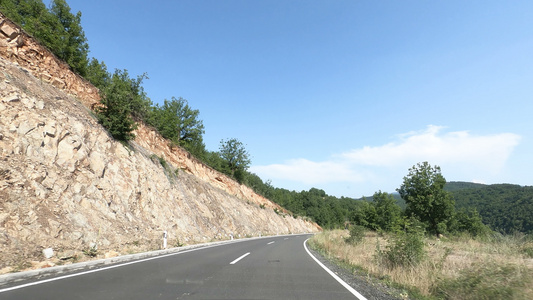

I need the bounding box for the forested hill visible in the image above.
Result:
[446,182,533,234]
[353,181,533,234]
[444,181,487,192]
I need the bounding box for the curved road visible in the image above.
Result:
[1,234,366,299]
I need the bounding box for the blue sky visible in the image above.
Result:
[66,0,532,198]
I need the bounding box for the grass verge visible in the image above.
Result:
[309,230,533,299]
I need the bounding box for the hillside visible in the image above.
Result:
[444,181,487,192]
[0,13,318,274]
[353,181,532,234]
[442,181,533,234]
[450,183,533,234]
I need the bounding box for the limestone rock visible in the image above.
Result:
[0,22,18,39]
[42,248,54,259]
[104,251,120,259]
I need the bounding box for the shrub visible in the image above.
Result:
[378,231,426,269]
[158,156,168,169]
[82,246,98,257]
[345,225,366,245]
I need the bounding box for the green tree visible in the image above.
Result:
[453,208,491,237]
[85,57,110,90]
[49,0,89,76]
[149,97,204,149]
[204,150,226,173]
[0,0,63,54]
[122,72,151,121]
[397,162,456,235]
[350,199,378,230]
[373,191,402,232]
[219,138,251,181]
[0,0,90,76]
[96,69,140,141]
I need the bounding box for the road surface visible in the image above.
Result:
[0,234,366,299]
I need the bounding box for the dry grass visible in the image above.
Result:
[309,230,533,299]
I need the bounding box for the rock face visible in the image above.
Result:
[0,13,99,108]
[0,13,319,273]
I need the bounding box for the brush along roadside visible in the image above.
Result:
[308,230,533,299]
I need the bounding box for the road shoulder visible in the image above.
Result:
[306,242,406,300]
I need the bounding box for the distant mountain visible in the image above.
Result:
[444,181,487,192]
[449,183,533,234]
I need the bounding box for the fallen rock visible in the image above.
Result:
[42,248,54,259]
[104,251,120,259]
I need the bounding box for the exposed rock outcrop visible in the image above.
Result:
[0,13,319,274]
[0,13,99,108]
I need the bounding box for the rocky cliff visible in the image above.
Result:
[0,13,319,274]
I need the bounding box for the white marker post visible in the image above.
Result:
[163,231,168,249]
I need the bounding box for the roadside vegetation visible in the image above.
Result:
[309,161,533,299]
[310,230,533,299]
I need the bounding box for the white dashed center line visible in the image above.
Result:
[230,252,250,265]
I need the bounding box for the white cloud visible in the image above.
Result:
[250,125,521,194]
[340,125,521,174]
[250,158,365,185]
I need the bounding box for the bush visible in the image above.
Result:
[453,208,491,237]
[158,156,168,169]
[378,231,426,269]
[82,245,98,257]
[345,225,366,245]
[96,70,140,141]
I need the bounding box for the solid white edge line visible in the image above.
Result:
[304,238,368,300]
[0,241,234,293]
[229,252,250,265]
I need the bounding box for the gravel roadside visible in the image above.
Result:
[307,245,408,300]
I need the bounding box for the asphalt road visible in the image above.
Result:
[0,234,365,299]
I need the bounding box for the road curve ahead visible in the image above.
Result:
[1,234,365,299]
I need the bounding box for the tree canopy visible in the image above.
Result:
[373,191,402,232]
[95,69,141,141]
[450,183,533,234]
[397,162,456,235]
[49,0,89,76]
[0,0,89,76]
[149,97,205,149]
[218,138,251,182]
